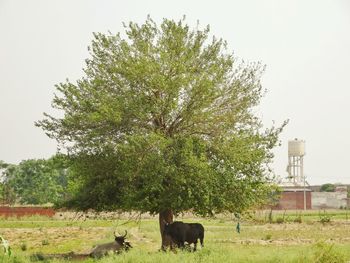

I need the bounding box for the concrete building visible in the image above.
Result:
[312,192,347,209]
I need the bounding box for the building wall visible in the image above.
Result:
[275,191,311,210]
[311,192,347,209]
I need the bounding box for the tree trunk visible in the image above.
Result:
[159,209,174,250]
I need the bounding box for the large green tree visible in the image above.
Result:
[36,17,286,248]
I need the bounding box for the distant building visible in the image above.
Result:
[275,186,312,210]
[275,184,349,210]
[275,139,311,210]
[274,139,349,210]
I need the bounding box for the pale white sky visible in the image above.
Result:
[1,0,350,185]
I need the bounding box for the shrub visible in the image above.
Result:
[20,242,27,251]
[263,234,272,240]
[41,239,49,246]
[293,215,302,223]
[275,217,284,224]
[30,253,46,261]
[319,211,332,224]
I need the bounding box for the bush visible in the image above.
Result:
[319,211,332,224]
[20,242,27,251]
[263,234,272,240]
[293,215,302,223]
[41,239,49,246]
[30,253,46,261]
[275,217,284,224]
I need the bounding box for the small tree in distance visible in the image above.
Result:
[36,17,287,249]
[320,183,335,192]
[1,155,69,205]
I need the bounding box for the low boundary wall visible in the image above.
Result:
[0,206,55,217]
[312,192,347,209]
[275,190,312,210]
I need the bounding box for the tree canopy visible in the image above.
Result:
[36,17,286,216]
[1,155,69,205]
[320,183,336,192]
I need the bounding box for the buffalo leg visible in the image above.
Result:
[193,241,198,251]
[200,234,204,247]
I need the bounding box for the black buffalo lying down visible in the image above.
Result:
[90,230,132,258]
[163,221,204,251]
[31,231,132,261]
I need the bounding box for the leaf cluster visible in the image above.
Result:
[1,155,70,205]
[37,17,287,215]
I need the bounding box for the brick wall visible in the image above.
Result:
[0,206,55,217]
[275,191,312,210]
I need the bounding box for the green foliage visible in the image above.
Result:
[263,234,272,240]
[265,187,282,207]
[1,155,70,205]
[0,161,16,204]
[30,253,46,262]
[0,183,4,203]
[37,17,287,215]
[41,239,49,246]
[0,235,11,257]
[293,215,302,223]
[320,183,336,192]
[313,241,346,263]
[319,210,332,224]
[275,217,284,224]
[0,160,9,169]
[20,243,27,251]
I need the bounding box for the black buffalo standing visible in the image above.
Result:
[31,231,132,260]
[163,221,204,251]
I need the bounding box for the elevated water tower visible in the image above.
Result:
[286,138,305,185]
[277,139,311,210]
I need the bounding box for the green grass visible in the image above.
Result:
[244,209,350,223]
[2,243,349,263]
[1,210,350,262]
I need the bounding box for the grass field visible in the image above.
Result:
[1,210,350,262]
